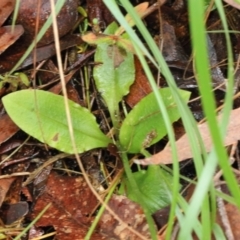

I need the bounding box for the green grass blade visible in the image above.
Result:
[108,1,208,238]
[178,0,240,238]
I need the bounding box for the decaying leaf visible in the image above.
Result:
[30,172,105,239]
[0,0,15,26]
[0,201,28,224]
[0,114,19,145]
[99,194,152,240]
[16,0,79,47]
[135,108,240,165]
[0,25,24,54]
[0,178,16,207]
[0,34,83,74]
[0,0,24,55]
[125,57,152,107]
[223,0,240,10]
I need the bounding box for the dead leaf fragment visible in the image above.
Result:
[0,114,19,145]
[0,0,15,26]
[135,108,240,165]
[99,195,151,240]
[223,0,240,10]
[16,0,79,47]
[0,201,28,224]
[0,177,16,207]
[125,57,152,107]
[30,172,105,240]
[0,25,24,54]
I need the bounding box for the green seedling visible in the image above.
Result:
[81,2,149,54]
[2,3,191,238]
[0,72,30,91]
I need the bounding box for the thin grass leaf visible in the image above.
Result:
[114,2,149,36]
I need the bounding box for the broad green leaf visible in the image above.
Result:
[2,90,112,153]
[119,88,191,153]
[93,22,135,119]
[123,165,177,214]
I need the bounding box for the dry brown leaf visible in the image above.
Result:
[0,114,19,145]
[217,200,240,238]
[0,25,24,54]
[30,171,105,240]
[16,0,78,47]
[0,0,24,55]
[0,177,16,207]
[0,201,28,224]
[223,0,240,10]
[125,57,152,108]
[135,108,240,165]
[99,194,151,240]
[0,0,15,26]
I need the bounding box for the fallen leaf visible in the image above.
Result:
[99,194,152,240]
[223,0,240,10]
[125,57,152,108]
[16,0,79,47]
[0,140,22,154]
[0,114,19,145]
[0,0,15,26]
[30,171,105,240]
[0,0,24,55]
[0,177,16,207]
[0,201,28,224]
[0,34,83,74]
[217,201,239,238]
[0,25,24,54]
[135,108,240,165]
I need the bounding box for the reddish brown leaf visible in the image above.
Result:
[0,114,19,145]
[125,57,152,108]
[0,25,24,55]
[87,0,114,30]
[0,177,16,207]
[16,0,79,47]
[66,81,85,106]
[0,34,83,74]
[223,0,240,10]
[0,201,28,224]
[135,108,240,165]
[0,1,24,55]
[0,0,15,26]
[31,172,105,240]
[0,140,22,154]
[99,195,152,240]
[216,200,240,239]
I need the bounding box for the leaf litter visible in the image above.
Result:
[135,108,240,165]
[30,172,103,240]
[1,0,240,239]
